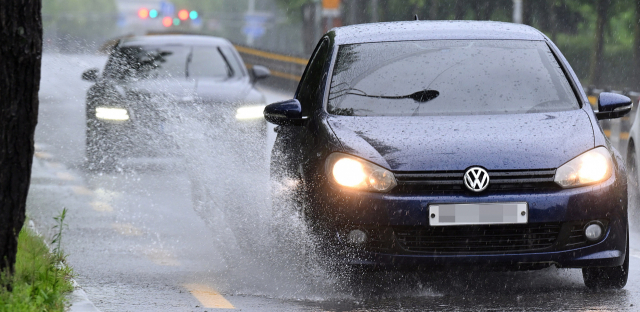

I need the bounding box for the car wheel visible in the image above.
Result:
[582,230,629,289]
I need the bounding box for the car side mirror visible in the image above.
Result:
[251,65,271,82]
[82,68,99,82]
[263,99,305,126]
[595,92,633,120]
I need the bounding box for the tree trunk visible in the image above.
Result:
[301,3,319,56]
[469,1,479,20]
[0,0,42,275]
[454,0,464,20]
[371,0,379,23]
[478,0,495,20]
[590,0,609,86]
[522,0,533,25]
[546,0,557,42]
[429,0,440,20]
[634,0,640,88]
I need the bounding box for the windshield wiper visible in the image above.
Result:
[345,89,439,103]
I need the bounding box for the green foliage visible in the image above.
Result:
[51,208,67,258]
[0,214,74,312]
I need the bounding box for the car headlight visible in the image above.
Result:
[554,147,613,188]
[236,105,266,120]
[95,107,129,121]
[326,153,397,192]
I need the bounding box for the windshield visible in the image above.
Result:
[327,40,579,116]
[103,45,240,81]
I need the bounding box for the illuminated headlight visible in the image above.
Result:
[95,107,129,121]
[554,147,613,188]
[326,153,397,192]
[235,105,266,120]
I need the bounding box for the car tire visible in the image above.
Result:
[582,230,629,289]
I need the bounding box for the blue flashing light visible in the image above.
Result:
[190,11,198,20]
[149,9,158,18]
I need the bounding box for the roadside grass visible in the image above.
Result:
[0,210,74,312]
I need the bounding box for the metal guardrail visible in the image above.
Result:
[234,44,307,93]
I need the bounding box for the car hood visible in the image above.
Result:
[118,78,254,104]
[327,110,594,171]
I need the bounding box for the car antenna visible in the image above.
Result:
[414,14,419,21]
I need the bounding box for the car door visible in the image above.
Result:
[271,38,332,185]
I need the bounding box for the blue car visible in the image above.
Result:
[265,21,632,289]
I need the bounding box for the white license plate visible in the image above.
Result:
[429,203,528,226]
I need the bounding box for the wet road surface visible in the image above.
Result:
[26,53,640,311]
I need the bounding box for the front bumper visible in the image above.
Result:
[313,173,628,269]
[86,109,267,157]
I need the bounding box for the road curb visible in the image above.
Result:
[27,220,101,312]
[67,283,101,312]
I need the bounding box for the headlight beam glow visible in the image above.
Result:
[236,105,266,120]
[332,158,366,187]
[95,107,129,121]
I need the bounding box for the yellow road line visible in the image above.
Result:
[90,200,113,212]
[34,151,53,159]
[56,171,77,181]
[72,186,94,196]
[46,161,62,169]
[183,284,235,309]
[111,223,143,236]
[235,45,308,65]
[270,70,302,81]
[603,130,630,139]
[143,248,180,266]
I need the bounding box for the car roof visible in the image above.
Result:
[119,35,233,47]
[330,21,547,45]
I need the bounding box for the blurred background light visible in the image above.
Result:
[138,8,149,19]
[162,16,172,27]
[178,9,189,21]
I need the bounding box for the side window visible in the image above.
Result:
[189,47,232,79]
[219,46,247,78]
[296,38,330,116]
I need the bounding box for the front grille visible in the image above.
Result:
[393,169,559,193]
[566,223,588,248]
[394,223,561,254]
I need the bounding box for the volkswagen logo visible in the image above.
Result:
[464,167,490,192]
